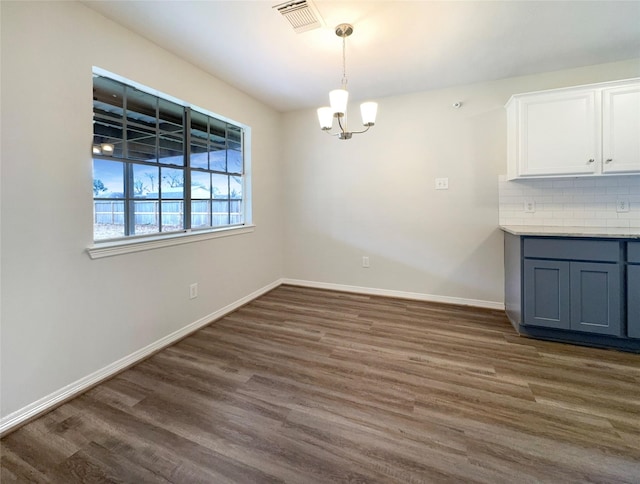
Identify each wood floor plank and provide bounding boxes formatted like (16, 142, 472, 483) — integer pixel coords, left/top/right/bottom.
(0, 442, 51, 483)
(2, 284, 639, 482)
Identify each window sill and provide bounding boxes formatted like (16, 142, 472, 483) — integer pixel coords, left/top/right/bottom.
(87, 225, 255, 259)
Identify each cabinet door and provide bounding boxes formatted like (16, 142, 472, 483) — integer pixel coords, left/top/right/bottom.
(524, 259, 570, 329)
(629, 265, 640, 339)
(570, 262, 621, 336)
(517, 90, 599, 177)
(602, 84, 640, 173)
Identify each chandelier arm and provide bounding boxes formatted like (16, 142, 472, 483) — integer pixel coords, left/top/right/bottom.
(349, 125, 372, 135)
(337, 114, 347, 135)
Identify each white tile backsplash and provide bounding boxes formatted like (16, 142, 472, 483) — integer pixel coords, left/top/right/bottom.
(498, 175, 640, 227)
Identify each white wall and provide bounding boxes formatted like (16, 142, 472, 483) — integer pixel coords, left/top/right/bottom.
(281, 59, 640, 306)
(0, 2, 283, 419)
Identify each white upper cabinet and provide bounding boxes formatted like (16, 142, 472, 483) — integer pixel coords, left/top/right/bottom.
(602, 84, 640, 174)
(506, 79, 640, 180)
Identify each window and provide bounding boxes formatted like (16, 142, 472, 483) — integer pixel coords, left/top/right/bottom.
(92, 73, 247, 242)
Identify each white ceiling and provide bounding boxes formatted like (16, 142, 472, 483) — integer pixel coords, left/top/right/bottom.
(85, 1, 640, 112)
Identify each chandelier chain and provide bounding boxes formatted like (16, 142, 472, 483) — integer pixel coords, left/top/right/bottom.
(341, 34, 348, 89)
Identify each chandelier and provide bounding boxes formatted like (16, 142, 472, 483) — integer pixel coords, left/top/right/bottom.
(317, 23, 378, 140)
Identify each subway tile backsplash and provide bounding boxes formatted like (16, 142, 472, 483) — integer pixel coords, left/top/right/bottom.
(498, 175, 640, 228)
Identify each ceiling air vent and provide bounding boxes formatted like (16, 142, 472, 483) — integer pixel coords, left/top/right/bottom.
(273, 0, 324, 33)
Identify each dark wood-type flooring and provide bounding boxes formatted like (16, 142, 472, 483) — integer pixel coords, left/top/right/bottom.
(2, 285, 640, 483)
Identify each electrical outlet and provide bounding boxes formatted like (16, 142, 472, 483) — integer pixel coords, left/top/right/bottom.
(616, 200, 630, 213)
(189, 283, 198, 299)
(524, 201, 536, 213)
(362, 256, 370, 268)
(435, 178, 449, 190)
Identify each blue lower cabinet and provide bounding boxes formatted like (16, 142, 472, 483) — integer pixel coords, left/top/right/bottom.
(570, 262, 621, 336)
(522, 238, 623, 336)
(505, 234, 640, 351)
(629, 265, 640, 339)
(523, 259, 570, 329)
(524, 259, 622, 335)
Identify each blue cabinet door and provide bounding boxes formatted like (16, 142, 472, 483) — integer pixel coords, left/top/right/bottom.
(524, 259, 570, 329)
(570, 262, 621, 336)
(629, 265, 640, 339)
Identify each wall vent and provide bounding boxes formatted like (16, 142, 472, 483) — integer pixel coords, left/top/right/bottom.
(273, 0, 324, 33)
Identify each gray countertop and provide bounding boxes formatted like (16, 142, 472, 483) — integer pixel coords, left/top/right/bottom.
(500, 225, 640, 239)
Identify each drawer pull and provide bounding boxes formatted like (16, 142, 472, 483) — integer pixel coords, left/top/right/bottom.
(605, 158, 613, 163)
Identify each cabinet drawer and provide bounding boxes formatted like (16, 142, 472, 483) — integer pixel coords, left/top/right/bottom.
(523, 238, 619, 262)
(628, 242, 640, 263)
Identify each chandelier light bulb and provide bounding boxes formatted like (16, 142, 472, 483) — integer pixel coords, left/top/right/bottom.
(317, 107, 334, 130)
(360, 102, 378, 126)
(329, 89, 349, 116)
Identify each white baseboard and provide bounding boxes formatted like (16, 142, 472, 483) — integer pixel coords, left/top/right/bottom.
(281, 278, 505, 311)
(0, 279, 281, 436)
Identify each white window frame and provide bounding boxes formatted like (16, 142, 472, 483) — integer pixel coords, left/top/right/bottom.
(88, 67, 252, 259)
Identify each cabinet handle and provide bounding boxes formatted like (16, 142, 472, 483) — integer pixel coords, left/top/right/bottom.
(587, 159, 595, 164)
(605, 158, 613, 163)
